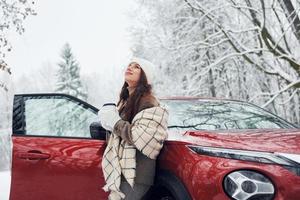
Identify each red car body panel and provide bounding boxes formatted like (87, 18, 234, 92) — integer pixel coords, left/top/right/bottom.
(11, 129, 300, 200)
(178, 129, 300, 153)
(10, 136, 108, 200)
(158, 129, 300, 200)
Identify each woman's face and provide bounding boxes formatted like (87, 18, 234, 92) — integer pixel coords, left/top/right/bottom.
(125, 62, 142, 86)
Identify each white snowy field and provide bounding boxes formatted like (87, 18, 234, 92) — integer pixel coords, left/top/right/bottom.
(0, 171, 11, 200)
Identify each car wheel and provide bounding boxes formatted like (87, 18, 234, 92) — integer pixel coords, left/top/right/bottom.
(145, 170, 192, 200)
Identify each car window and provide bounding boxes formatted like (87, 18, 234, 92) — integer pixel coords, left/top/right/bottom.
(24, 97, 98, 138)
(162, 100, 295, 131)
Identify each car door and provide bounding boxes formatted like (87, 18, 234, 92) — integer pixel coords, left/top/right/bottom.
(10, 94, 108, 200)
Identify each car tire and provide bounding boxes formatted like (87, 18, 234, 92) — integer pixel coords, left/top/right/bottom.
(144, 170, 192, 200)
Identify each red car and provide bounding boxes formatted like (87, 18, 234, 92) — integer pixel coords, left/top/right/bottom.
(10, 93, 300, 200)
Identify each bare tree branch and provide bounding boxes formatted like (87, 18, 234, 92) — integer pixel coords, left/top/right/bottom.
(262, 79, 300, 107)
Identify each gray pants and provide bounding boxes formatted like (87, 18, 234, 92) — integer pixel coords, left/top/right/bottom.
(119, 179, 151, 200)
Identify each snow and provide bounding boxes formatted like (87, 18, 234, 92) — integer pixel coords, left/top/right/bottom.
(0, 171, 11, 200)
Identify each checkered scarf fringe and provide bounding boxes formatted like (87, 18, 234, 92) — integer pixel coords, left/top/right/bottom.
(102, 106, 169, 200)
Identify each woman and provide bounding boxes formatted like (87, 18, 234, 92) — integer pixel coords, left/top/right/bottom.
(98, 57, 169, 200)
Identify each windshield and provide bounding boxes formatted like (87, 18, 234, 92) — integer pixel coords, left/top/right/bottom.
(161, 99, 295, 131)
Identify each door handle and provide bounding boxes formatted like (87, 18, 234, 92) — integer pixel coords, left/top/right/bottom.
(17, 150, 50, 160)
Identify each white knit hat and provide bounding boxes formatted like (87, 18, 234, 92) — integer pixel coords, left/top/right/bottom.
(130, 57, 155, 84)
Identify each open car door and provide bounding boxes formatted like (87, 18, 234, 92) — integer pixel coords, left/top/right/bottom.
(10, 94, 108, 200)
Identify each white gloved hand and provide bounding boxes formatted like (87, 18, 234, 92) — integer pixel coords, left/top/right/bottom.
(98, 104, 121, 132)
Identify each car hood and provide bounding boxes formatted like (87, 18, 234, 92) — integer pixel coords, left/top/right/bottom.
(167, 129, 300, 154)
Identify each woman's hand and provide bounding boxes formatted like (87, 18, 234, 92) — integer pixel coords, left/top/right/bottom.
(98, 104, 121, 132)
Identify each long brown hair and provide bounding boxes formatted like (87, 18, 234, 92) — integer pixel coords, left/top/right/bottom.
(117, 69, 152, 122)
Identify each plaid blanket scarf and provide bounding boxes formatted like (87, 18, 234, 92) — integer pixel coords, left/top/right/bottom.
(101, 106, 169, 200)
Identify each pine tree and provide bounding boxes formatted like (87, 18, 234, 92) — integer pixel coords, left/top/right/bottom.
(55, 43, 87, 100)
(53, 43, 88, 136)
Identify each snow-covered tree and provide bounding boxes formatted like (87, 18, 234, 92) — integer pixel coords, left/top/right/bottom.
(129, 0, 300, 125)
(14, 62, 56, 93)
(53, 43, 89, 136)
(0, 62, 13, 200)
(0, 0, 37, 62)
(55, 43, 87, 100)
(0, 1, 36, 199)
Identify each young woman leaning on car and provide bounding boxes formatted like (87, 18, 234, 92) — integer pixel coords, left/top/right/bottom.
(98, 57, 169, 200)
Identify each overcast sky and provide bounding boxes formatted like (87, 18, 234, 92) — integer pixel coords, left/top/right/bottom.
(6, 0, 135, 79)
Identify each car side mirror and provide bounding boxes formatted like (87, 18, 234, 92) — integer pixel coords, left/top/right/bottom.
(89, 122, 107, 140)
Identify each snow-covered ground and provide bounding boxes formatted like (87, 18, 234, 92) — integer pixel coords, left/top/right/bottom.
(0, 171, 11, 200)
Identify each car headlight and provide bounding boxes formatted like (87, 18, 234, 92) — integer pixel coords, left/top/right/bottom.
(187, 145, 300, 176)
(224, 170, 274, 200)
